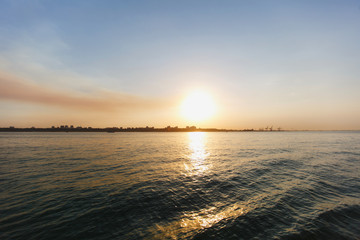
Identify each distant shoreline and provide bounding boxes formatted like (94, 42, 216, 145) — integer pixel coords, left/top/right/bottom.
(0, 126, 254, 133)
(0, 127, 358, 132)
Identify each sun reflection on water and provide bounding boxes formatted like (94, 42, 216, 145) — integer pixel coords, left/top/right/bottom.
(146, 193, 270, 239)
(147, 202, 247, 239)
(184, 132, 211, 176)
(146, 133, 254, 239)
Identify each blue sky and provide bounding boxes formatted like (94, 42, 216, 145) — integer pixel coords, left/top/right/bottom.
(1, 0, 360, 129)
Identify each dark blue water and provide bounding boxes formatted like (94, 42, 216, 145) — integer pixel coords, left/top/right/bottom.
(1, 132, 359, 239)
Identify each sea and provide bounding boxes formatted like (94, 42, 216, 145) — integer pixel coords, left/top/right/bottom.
(0, 131, 359, 240)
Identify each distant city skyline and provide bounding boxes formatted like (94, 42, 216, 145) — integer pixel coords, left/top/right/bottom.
(1, 1, 360, 130)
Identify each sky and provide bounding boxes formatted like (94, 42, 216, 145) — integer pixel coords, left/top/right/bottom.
(1, 0, 360, 130)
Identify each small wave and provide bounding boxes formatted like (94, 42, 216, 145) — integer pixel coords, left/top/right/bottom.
(146, 202, 250, 239)
(280, 204, 360, 240)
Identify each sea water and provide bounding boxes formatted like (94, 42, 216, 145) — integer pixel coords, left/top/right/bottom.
(0, 131, 359, 239)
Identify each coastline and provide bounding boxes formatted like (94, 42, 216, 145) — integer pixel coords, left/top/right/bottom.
(0, 127, 358, 133)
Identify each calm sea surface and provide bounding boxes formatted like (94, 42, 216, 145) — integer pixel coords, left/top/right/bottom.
(1, 132, 359, 239)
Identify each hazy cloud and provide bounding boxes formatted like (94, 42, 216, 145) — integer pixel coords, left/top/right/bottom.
(0, 71, 165, 112)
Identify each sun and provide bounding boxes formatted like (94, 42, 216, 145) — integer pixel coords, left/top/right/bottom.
(181, 91, 216, 123)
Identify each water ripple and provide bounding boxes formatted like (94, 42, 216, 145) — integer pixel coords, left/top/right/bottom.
(1, 132, 359, 239)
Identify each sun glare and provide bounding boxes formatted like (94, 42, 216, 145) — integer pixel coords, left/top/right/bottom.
(181, 91, 216, 122)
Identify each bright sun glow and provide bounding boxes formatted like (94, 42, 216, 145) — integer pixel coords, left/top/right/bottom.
(181, 91, 216, 122)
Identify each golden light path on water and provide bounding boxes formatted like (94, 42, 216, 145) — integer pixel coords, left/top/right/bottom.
(147, 132, 258, 239)
(184, 132, 210, 176)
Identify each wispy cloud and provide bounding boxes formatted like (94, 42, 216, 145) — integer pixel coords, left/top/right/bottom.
(0, 71, 165, 112)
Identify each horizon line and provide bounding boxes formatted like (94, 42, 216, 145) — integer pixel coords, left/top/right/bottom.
(1, 126, 359, 132)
